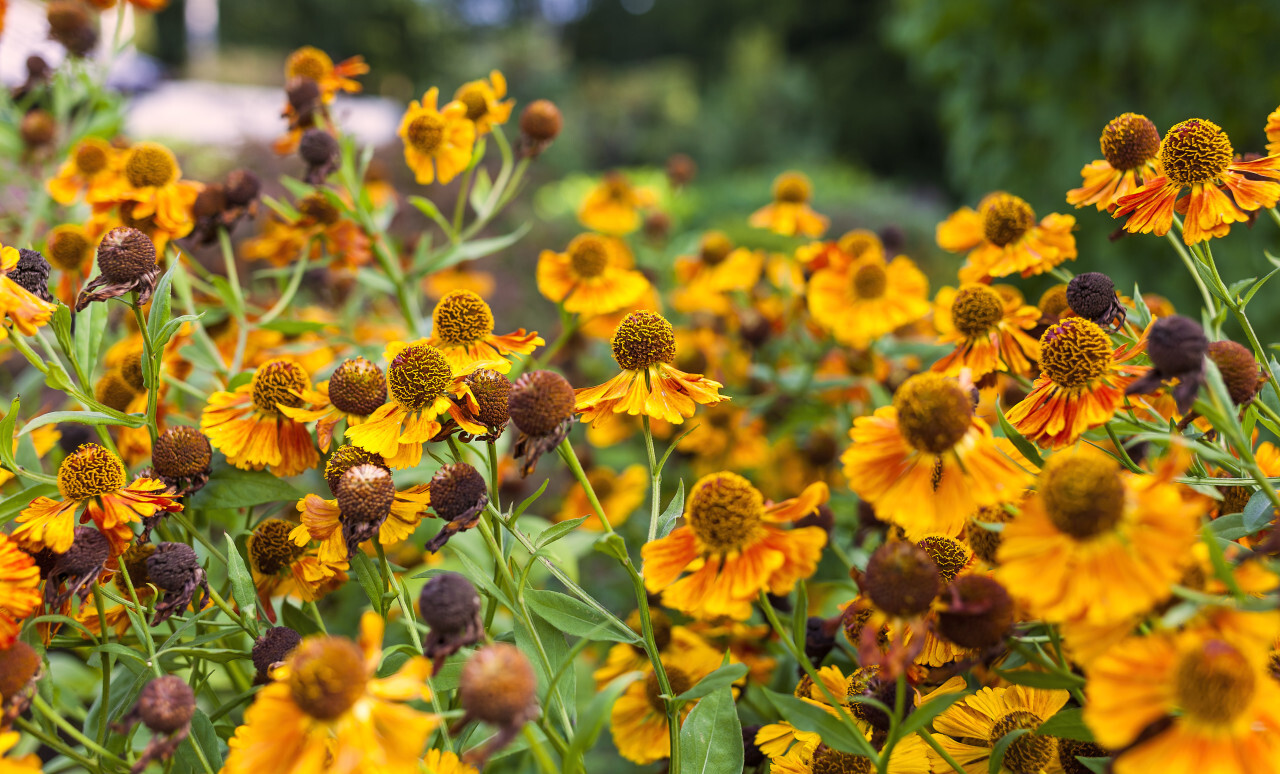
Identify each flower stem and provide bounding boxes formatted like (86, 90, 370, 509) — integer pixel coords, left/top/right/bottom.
(130, 296, 161, 446)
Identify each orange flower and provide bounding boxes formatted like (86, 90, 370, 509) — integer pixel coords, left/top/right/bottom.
(671, 232, 764, 315)
(425, 290, 541, 375)
(242, 193, 372, 272)
(643, 472, 827, 620)
(453, 70, 514, 135)
(291, 483, 431, 565)
(749, 172, 828, 237)
(1267, 105, 1280, 156)
(398, 88, 475, 186)
(574, 311, 727, 426)
(0, 244, 56, 342)
(842, 373, 1031, 539)
(1114, 118, 1280, 245)
(931, 283, 1041, 383)
(806, 249, 930, 349)
(536, 233, 649, 317)
(278, 357, 387, 454)
(936, 191, 1076, 282)
(47, 137, 121, 205)
(577, 172, 656, 235)
(285, 46, 368, 102)
(87, 141, 201, 251)
(200, 358, 323, 477)
(0, 533, 40, 647)
(1067, 113, 1162, 212)
(1006, 318, 1148, 450)
(14, 444, 181, 556)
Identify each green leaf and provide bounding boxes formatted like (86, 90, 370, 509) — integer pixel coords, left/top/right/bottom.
(278, 175, 315, 200)
(445, 543, 515, 610)
(762, 688, 878, 757)
(516, 608, 576, 725)
(469, 166, 494, 215)
(564, 672, 640, 773)
(533, 516, 588, 549)
(513, 478, 549, 520)
(189, 462, 304, 510)
(408, 196, 455, 238)
(258, 320, 331, 335)
(1075, 756, 1111, 773)
(989, 727, 1030, 774)
(224, 532, 258, 634)
(995, 402, 1044, 468)
(209, 275, 245, 318)
(430, 222, 531, 272)
(173, 710, 224, 773)
(1208, 511, 1250, 540)
(1035, 707, 1095, 742)
(994, 669, 1084, 689)
(1241, 490, 1275, 533)
(594, 532, 630, 562)
(1129, 283, 1152, 330)
(20, 410, 146, 433)
(656, 479, 686, 538)
(898, 689, 969, 737)
(1241, 266, 1280, 309)
(675, 661, 748, 702)
(74, 300, 109, 377)
(678, 683, 743, 774)
(350, 552, 385, 615)
(50, 303, 74, 356)
(0, 397, 19, 472)
(280, 600, 322, 637)
(525, 589, 639, 643)
(147, 260, 178, 347)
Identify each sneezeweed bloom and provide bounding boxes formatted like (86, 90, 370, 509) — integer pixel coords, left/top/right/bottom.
(577, 171, 656, 235)
(221, 612, 435, 774)
(344, 341, 486, 469)
(806, 245, 930, 349)
(749, 171, 829, 237)
(1085, 622, 1280, 774)
(278, 356, 387, 453)
(671, 232, 765, 315)
(936, 191, 1077, 282)
(1006, 317, 1148, 450)
(996, 446, 1200, 625)
(1115, 118, 1280, 244)
(248, 518, 347, 615)
(424, 463, 488, 552)
(47, 137, 119, 204)
(201, 358, 323, 477)
(453, 71, 514, 135)
(842, 373, 1031, 539)
(773, 740, 932, 774)
(89, 141, 200, 249)
(252, 626, 303, 684)
(931, 283, 1041, 384)
(425, 290, 542, 375)
(399, 87, 475, 185)
(1066, 271, 1126, 330)
(455, 644, 539, 766)
(417, 572, 483, 674)
(0, 242, 56, 341)
(75, 226, 160, 311)
(0, 730, 41, 772)
(575, 311, 727, 426)
(293, 454, 431, 563)
(536, 233, 649, 316)
(149, 425, 213, 497)
(285, 46, 368, 104)
(456, 368, 510, 441)
(1067, 113, 1162, 212)
(423, 749, 478, 774)
(242, 193, 372, 273)
(508, 370, 576, 476)
(610, 647, 726, 765)
(44, 223, 94, 300)
(0, 534, 40, 647)
(556, 463, 647, 530)
(15, 443, 181, 555)
(928, 685, 1071, 774)
(642, 471, 828, 620)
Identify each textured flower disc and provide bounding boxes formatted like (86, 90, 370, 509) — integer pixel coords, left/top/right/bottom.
(287, 637, 368, 720)
(328, 357, 387, 416)
(1039, 450, 1125, 540)
(684, 471, 764, 553)
(1100, 112, 1161, 171)
(892, 373, 973, 454)
(981, 193, 1036, 247)
(123, 142, 178, 188)
(387, 344, 452, 411)
(432, 290, 495, 345)
(568, 234, 611, 278)
(1159, 118, 1233, 187)
(58, 443, 126, 500)
(1039, 318, 1111, 388)
(951, 284, 1005, 337)
(247, 519, 305, 576)
(335, 464, 396, 524)
(251, 359, 310, 414)
(152, 426, 213, 479)
(324, 445, 389, 494)
(611, 310, 676, 371)
(428, 463, 487, 521)
(97, 226, 158, 283)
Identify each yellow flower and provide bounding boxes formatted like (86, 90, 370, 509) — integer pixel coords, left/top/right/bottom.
(222, 612, 437, 774)
(556, 463, 647, 530)
(1267, 105, 1280, 156)
(453, 70, 514, 135)
(574, 311, 727, 426)
(772, 737, 931, 774)
(423, 748, 478, 774)
(936, 191, 1076, 282)
(749, 172, 828, 237)
(0, 729, 42, 772)
(46, 137, 120, 205)
(806, 249, 930, 349)
(0, 533, 40, 648)
(425, 290, 542, 375)
(577, 171, 656, 235)
(87, 141, 201, 250)
(242, 194, 372, 272)
(929, 685, 1070, 774)
(246, 518, 347, 616)
(996, 446, 1201, 626)
(671, 232, 764, 315)
(1067, 113, 1162, 212)
(201, 358, 324, 477)
(398, 88, 476, 185)
(285, 46, 368, 102)
(536, 233, 649, 317)
(609, 646, 728, 764)
(842, 373, 1031, 539)
(642, 472, 827, 620)
(931, 283, 1041, 384)
(0, 244, 57, 343)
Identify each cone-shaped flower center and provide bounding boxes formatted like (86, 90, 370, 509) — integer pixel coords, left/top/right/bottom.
(1174, 640, 1256, 727)
(685, 471, 764, 553)
(58, 443, 126, 500)
(611, 311, 676, 371)
(988, 710, 1053, 774)
(982, 193, 1035, 247)
(952, 284, 1005, 337)
(406, 113, 445, 154)
(1039, 449, 1125, 540)
(432, 290, 495, 345)
(248, 519, 304, 576)
(252, 359, 310, 414)
(1101, 113, 1161, 171)
(569, 234, 610, 278)
(893, 373, 972, 454)
(124, 143, 178, 188)
(1160, 119, 1233, 187)
(1039, 318, 1111, 388)
(387, 344, 452, 411)
(287, 637, 367, 720)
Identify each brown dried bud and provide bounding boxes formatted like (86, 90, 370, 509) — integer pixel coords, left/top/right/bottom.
(862, 542, 941, 618)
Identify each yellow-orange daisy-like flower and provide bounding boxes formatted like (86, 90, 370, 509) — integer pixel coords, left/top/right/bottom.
(931, 283, 1041, 383)
(1006, 318, 1148, 450)
(671, 232, 764, 315)
(592, 617, 721, 688)
(1067, 113, 1162, 212)
(577, 171, 656, 235)
(278, 357, 387, 454)
(1267, 105, 1280, 156)
(642, 472, 828, 620)
(221, 611, 437, 774)
(247, 518, 348, 617)
(0, 533, 40, 647)
(291, 464, 431, 565)
(453, 70, 514, 135)
(0, 244, 57, 343)
(536, 233, 649, 317)
(425, 290, 542, 375)
(555, 463, 647, 531)
(13, 443, 181, 556)
(285, 46, 368, 103)
(398, 88, 475, 186)
(749, 172, 828, 237)
(937, 191, 1077, 282)
(88, 141, 200, 248)
(806, 248, 930, 349)
(424, 262, 495, 301)
(928, 685, 1070, 774)
(996, 446, 1201, 626)
(773, 738, 931, 774)
(46, 137, 121, 205)
(842, 373, 1032, 539)
(344, 342, 487, 469)
(609, 645, 728, 764)
(200, 358, 324, 478)
(422, 748, 478, 774)
(0, 729, 42, 772)
(242, 194, 372, 272)
(1114, 118, 1280, 245)
(1085, 613, 1280, 774)
(575, 311, 727, 426)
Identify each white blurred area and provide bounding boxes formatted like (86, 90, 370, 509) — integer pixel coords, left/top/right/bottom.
(0, 0, 400, 147)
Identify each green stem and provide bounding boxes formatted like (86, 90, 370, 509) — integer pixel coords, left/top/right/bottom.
(1165, 229, 1216, 322)
(452, 162, 477, 236)
(130, 298, 160, 447)
(254, 248, 312, 326)
(642, 414, 661, 543)
(919, 730, 967, 774)
(31, 694, 128, 767)
(522, 725, 560, 774)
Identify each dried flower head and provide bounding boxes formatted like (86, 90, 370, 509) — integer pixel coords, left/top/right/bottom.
(76, 227, 160, 311)
(150, 426, 213, 496)
(935, 575, 1015, 649)
(518, 99, 562, 157)
(456, 644, 539, 766)
(251, 626, 302, 684)
(146, 542, 210, 625)
(1207, 340, 1264, 406)
(335, 464, 396, 557)
(418, 572, 484, 673)
(1125, 314, 1207, 412)
(11, 249, 54, 303)
(113, 675, 196, 773)
(43, 526, 110, 609)
(862, 541, 941, 618)
(509, 370, 576, 476)
(425, 463, 489, 552)
(1066, 271, 1126, 329)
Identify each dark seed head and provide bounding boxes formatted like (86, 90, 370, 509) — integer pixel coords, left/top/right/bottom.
(428, 463, 487, 521)
(508, 370, 575, 437)
(1207, 340, 1263, 405)
(12, 249, 53, 302)
(59, 527, 110, 575)
(145, 543, 200, 593)
(252, 626, 302, 681)
(96, 227, 157, 284)
(137, 675, 196, 734)
(935, 575, 1015, 649)
(151, 426, 213, 479)
(862, 542, 941, 618)
(335, 464, 396, 524)
(1146, 315, 1207, 376)
(1066, 272, 1118, 322)
(418, 572, 481, 632)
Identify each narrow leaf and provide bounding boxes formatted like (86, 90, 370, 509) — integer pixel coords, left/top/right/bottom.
(525, 589, 638, 643)
(763, 688, 878, 757)
(224, 533, 258, 632)
(675, 662, 747, 703)
(656, 479, 686, 538)
(678, 684, 743, 774)
(1035, 707, 1095, 742)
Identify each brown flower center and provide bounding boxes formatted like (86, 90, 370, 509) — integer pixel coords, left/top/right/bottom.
(252, 359, 310, 414)
(123, 143, 178, 188)
(1039, 449, 1125, 540)
(852, 263, 888, 300)
(387, 344, 452, 411)
(1100, 113, 1161, 171)
(248, 519, 304, 576)
(981, 193, 1036, 247)
(810, 745, 874, 774)
(684, 472, 763, 553)
(774, 172, 811, 204)
(1039, 318, 1111, 388)
(455, 84, 488, 122)
(1173, 640, 1256, 727)
(893, 373, 972, 454)
(951, 284, 1005, 337)
(611, 311, 676, 371)
(287, 637, 367, 720)
(406, 113, 446, 154)
(285, 47, 331, 83)
(1160, 119, 1233, 187)
(917, 535, 970, 583)
(432, 290, 495, 345)
(988, 710, 1053, 774)
(58, 443, 126, 500)
(568, 234, 611, 278)
(328, 357, 387, 417)
(74, 141, 109, 175)
(644, 666, 692, 713)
